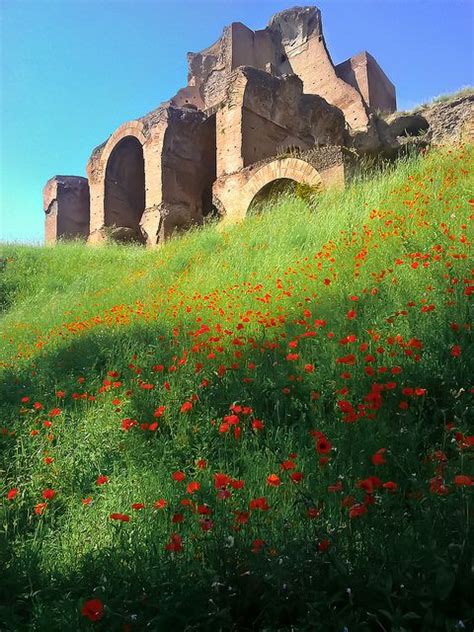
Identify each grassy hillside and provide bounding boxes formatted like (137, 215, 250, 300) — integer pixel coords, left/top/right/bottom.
(1, 145, 473, 631)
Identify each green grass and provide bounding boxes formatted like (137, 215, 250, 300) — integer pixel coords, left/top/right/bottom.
(1, 145, 473, 631)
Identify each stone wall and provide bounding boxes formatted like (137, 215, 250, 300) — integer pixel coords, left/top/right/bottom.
(158, 108, 216, 241)
(43, 176, 89, 244)
(216, 66, 346, 177)
(44, 5, 401, 245)
(335, 52, 396, 113)
(186, 5, 394, 133)
(266, 7, 371, 131)
(85, 105, 217, 246)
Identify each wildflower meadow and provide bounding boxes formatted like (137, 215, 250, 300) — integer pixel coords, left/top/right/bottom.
(0, 146, 473, 631)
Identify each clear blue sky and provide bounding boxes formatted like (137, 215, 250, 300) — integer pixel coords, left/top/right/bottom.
(1, 0, 473, 243)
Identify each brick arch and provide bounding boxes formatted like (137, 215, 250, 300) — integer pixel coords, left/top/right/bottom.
(242, 157, 322, 217)
(88, 121, 159, 242)
(104, 135, 145, 236)
(100, 122, 147, 169)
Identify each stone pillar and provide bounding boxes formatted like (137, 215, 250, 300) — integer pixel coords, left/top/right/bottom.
(268, 6, 370, 132)
(335, 52, 396, 114)
(43, 176, 90, 244)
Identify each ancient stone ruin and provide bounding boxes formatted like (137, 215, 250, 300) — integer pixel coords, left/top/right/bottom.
(45, 5, 404, 245)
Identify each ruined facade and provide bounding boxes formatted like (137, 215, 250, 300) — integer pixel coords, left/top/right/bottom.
(44, 5, 399, 245)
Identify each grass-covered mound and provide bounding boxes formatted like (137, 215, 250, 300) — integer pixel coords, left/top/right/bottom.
(1, 146, 473, 631)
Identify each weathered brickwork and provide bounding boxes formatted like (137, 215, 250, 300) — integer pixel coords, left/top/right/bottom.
(43, 5, 402, 245)
(43, 176, 89, 244)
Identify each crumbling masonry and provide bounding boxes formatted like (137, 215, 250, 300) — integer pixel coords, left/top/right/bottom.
(44, 5, 405, 245)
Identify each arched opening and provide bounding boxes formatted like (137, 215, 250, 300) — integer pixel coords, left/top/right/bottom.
(105, 136, 145, 242)
(388, 114, 429, 138)
(200, 113, 218, 221)
(247, 178, 298, 215)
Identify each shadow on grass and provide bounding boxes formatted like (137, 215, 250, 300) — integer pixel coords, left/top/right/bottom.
(1, 323, 473, 631)
(2, 518, 472, 632)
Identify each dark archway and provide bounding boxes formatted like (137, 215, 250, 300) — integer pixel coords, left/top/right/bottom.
(247, 178, 298, 215)
(105, 136, 145, 240)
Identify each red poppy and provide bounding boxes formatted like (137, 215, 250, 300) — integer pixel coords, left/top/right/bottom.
(336, 354, 356, 365)
(290, 472, 304, 483)
(131, 503, 145, 510)
(249, 497, 270, 511)
(121, 418, 137, 431)
(234, 510, 250, 525)
(454, 475, 473, 487)
(81, 598, 104, 622)
(165, 533, 183, 552)
(318, 539, 330, 552)
(109, 513, 130, 522)
(266, 474, 281, 486)
(42, 488, 55, 500)
(316, 435, 332, 454)
(34, 502, 47, 515)
(349, 503, 368, 518)
(7, 488, 18, 500)
(154, 499, 167, 510)
(200, 518, 214, 531)
(172, 471, 186, 482)
(214, 473, 231, 488)
(429, 476, 449, 495)
(222, 414, 239, 426)
(139, 382, 154, 390)
(356, 477, 382, 494)
(371, 448, 387, 466)
(96, 475, 109, 486)
(186, 481, 200, 494)
(251, 539, 265, 553)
